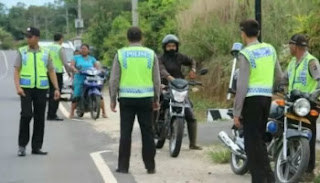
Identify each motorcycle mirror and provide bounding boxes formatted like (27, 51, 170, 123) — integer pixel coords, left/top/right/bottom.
(230, 42, 243, 57)
(302, 93, 310, 99)
(290, 89, 301, 98)
(199, 68, 208, 75)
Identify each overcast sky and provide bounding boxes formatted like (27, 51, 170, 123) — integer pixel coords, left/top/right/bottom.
(0, 0, 56, 8)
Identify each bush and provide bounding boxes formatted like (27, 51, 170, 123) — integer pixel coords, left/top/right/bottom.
(177, 0, 317, 106)
(293, 10, 320, 59)
(0, 28, 14, 49)
(102, 12, 131, 66)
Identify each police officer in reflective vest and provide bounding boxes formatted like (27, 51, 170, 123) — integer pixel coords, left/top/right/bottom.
(282, 34, 320, 175)
(14, 27, 60, 156)
(47, 33, 70, 121)
(109, 27, 160, 174)
(233, 20, 282, 183)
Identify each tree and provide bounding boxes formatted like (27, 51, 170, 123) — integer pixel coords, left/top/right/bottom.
(0, 28, 14, 49)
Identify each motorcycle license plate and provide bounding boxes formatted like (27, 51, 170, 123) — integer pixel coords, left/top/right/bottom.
(86, 76, 99, 81)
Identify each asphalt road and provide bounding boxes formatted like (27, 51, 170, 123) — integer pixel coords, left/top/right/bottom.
(0, 50, 136, 183)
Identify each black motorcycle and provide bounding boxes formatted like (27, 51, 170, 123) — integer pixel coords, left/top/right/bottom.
(154, 69, 208, 157)
(219, 89, 320, 183)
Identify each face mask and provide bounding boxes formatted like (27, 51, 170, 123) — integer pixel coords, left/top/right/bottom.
(166, 50, 176, 56)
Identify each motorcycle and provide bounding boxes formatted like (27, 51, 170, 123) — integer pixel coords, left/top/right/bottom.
(153, 69, 208, 157)
(219, 89, 320, 183)
(76, 67, 105, 120)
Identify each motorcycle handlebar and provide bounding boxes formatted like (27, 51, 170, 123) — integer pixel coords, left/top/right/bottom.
(188, 81, 203, 86)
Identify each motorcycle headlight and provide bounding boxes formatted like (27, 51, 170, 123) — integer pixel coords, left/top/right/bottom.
(293, 98, 310, 117)
(172, 90, 188, 102)
(87, 70, 94, 75)
(93, 69, 99, 75)
(97, 80, 103, 85)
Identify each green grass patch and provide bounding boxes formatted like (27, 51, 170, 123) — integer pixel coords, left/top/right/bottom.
(189, 93, 229, 122)
(208, 147, 231, 164)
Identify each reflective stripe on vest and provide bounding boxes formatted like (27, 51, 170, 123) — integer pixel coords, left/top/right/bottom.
(19, 46, 49, 89)
(118, 46, 154, 98)
(240, 43, 276, 97)
(288, 52, 318, 93)
(48, 44, 63, 73)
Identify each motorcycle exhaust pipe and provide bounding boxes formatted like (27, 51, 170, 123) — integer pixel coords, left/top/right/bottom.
(218, 131, 246, 159)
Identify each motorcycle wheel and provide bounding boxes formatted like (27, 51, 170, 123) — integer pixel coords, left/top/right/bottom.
(154, 109, 168, 149)
(89, 95, 101, 120)
(230, 153, 248, 175)
(76, 110, 84, 117)
(169, 117, 184, 157)
(275, 137, 310, 183)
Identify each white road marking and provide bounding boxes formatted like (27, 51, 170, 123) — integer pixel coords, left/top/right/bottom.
(0, 51, 9, 80)
(90, 150, 118, 183)
(59, 104, 117, 183)
(59, 103, 70, 118)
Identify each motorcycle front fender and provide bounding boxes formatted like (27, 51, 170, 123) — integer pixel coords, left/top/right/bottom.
(88, 88, 101, 96)
(286, 128, 309, 139)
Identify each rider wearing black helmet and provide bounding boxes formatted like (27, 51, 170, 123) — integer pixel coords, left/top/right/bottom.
(159, 34, 202, 150)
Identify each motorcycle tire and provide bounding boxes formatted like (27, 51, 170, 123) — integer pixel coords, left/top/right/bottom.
(76, 110, 84, 117)
(89, 95, 101, 120)
(169, 117, 184, 158)
(275, 137, 310, 183)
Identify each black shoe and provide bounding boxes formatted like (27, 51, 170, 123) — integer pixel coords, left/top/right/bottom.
(116, 169, 129, 174)
(18, 147, 26, 157)
(47, 116, 64, 121)
(32, 149, 48, 155)
(147, 169, 156, 174)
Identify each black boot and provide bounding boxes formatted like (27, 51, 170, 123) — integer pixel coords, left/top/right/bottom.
(187, 122, 202, 150)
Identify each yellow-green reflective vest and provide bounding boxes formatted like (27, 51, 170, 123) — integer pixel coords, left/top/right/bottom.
(240, 42, 277, 97)
(48, 43, 63, 73)
(118, 46, 155, 98)
(19, 46, 50, 89)
(288, 52, 318, 93)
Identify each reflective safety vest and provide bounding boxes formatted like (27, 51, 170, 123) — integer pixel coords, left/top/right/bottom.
(240, 42, 277, 97)
(118, 46, 155, 98)
(48, 43, 63, 73)
(288, 52, 318, 93)
(19, 46, 50, 89)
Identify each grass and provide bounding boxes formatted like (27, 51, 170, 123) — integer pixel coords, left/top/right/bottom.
(189, 92, 231, 122)
(208, 146, 231, 164)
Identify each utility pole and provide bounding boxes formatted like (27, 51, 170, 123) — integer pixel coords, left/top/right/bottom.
(74, 0, 83, 48)
(45, 16, 48, 40)
(132, 0, 138, 26)
(78, 0, 82, 36)
(66, 8, 70, 35)
(78, 0, 82, 20)
(255, 0, 262, 41)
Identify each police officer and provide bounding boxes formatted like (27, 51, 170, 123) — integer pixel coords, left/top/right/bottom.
(282, 34, 320, 175)
(159, 34, 202, 150)
(14, 27, 60, 156)
(109, 27, 160, 174)
(233, 20, 282, 183)
(47, 33, 70, 121)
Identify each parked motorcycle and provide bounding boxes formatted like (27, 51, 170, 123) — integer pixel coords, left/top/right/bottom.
(219, 89, 320, 183)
